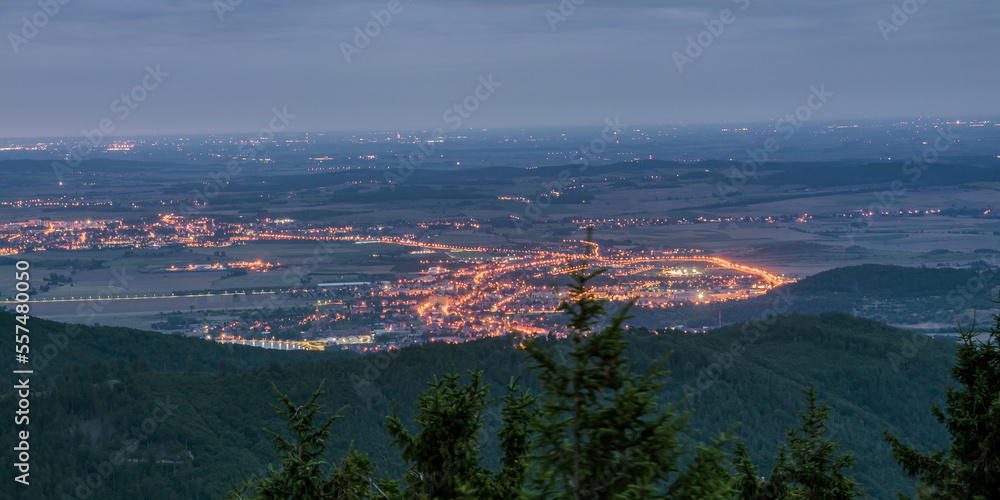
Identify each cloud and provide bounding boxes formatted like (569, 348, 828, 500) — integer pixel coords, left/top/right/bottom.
(0, 0, 996, 137)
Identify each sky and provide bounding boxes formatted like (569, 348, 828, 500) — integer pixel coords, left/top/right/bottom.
(1, 0, 998, 138)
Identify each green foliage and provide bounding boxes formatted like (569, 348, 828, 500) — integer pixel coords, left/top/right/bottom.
(783, 265, 984, 299)
(384, 368, 534, 500)
(734, 440, 769, 500)
(495, 378, 536, 498)
(0, 308, 956, 499)
(226, 381, 392, 500)
(734, 388, 864, 500)
(885, 297, 1000, 499)
(772, 386, 864, 499)
(630, 264, 997, 328)
(522, 232, 734, 499)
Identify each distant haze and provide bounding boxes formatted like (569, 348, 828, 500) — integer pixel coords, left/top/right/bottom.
(1, 0, 997, 138)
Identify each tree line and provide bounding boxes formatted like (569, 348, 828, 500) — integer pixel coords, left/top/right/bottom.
(227, 242, 1000, 499)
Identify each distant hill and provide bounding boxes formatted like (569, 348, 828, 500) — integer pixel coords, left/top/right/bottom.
(0, 158, 211, 188)
(631, 264, 999, 329)
(0, 311, 956, 499)
(6, 157, 999, 199)
(781, 264, 989, 298)
(758, 161, 1000, 188)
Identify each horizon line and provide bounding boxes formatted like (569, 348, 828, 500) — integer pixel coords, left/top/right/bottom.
(1, 115, 997, 142)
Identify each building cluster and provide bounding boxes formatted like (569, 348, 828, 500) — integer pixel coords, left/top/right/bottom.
(2, 212, 790, 351)
(228, 243, 785, 349)
(572, 208, 973, 231)
(0, 196, 113, 209)
(173, 242, 788, 352)
(0, 214, 356, 254)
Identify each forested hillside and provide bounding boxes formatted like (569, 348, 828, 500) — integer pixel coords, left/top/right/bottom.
(631, 263, 999, 329)
(0, 310, 957, 499)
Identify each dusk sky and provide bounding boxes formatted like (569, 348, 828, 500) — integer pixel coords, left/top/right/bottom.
(2, 0, 997, 138)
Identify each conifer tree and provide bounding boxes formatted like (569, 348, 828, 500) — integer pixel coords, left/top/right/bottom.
(734, 440, 776, 500)
(522, 231, 734, 500)
(773, 386, 864, 499)
(732, 388, 863, 500)
(384, 367, 535, 500)
(885, 300, 1000, 499)
(495, 377, 537, 497)
(225, 381, 393, 500)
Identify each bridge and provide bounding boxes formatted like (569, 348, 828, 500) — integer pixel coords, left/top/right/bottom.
(216, 339, 325, 351)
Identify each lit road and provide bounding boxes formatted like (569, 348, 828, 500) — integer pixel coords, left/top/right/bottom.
(0, 290, 289, 304)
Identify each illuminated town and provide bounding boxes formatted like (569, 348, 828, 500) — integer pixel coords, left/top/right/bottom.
(1, 120, 994, 352)
(0, 207, 962, 257)
(1, 212, 792, 351)
(395, 242, 786, 343)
